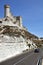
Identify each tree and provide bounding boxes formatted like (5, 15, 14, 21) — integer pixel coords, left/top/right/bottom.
(27, 43, 31, 49)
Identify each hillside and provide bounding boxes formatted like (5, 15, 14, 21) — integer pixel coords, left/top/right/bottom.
(0, 5, 37, 62)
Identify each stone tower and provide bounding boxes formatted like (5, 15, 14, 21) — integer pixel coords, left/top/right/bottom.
(4, 5, 10, 17)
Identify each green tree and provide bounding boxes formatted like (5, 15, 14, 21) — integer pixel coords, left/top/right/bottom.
(27, 44, 31, 49)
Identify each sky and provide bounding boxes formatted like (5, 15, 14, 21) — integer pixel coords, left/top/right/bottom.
(0, 0, 43, 37)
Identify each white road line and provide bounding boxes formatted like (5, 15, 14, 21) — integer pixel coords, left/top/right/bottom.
(13, 52, 34, 65)
(37, 57, 41, 65)
(37, 59, 40, 65)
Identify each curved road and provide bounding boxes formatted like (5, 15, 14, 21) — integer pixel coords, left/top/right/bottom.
(0, 48, 43, 65)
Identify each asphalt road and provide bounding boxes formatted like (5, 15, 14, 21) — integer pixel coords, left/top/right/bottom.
(0, 48, 43, 65)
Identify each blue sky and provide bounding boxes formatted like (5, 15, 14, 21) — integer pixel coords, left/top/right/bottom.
(0, 0, 43, 37)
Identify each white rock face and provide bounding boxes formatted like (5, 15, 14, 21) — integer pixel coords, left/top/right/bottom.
(0, 43, 28, 62)
(0, 35, 29, 62)
(0, 34, 37, 62)
(0, 35, 25, 43)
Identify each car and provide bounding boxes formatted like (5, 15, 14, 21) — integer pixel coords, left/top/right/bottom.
(34, 48, 39, 53)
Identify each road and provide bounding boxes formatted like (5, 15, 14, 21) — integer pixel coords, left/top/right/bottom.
(0, 48, 43, 65)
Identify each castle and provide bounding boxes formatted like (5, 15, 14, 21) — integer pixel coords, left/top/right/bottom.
(0, 5, 27, 30)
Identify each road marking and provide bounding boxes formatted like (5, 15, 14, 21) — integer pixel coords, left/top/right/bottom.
(37, 58, 41, 65)
(13, 52, 34, 65)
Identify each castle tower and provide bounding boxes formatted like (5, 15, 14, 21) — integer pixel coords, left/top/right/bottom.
(4, 5, 10, 17)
